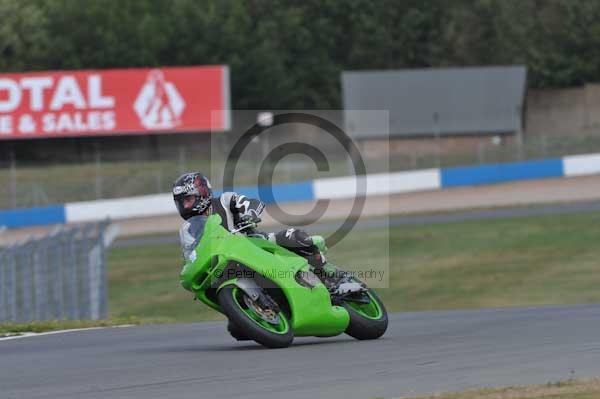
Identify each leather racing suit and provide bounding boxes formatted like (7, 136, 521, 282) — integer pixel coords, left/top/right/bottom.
(179, 192, 325, 269)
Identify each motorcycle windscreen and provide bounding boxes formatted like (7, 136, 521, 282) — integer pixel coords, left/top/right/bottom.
(179, 215, 208, 262)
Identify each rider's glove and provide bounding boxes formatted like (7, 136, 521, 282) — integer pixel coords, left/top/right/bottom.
(236, 213, 261, 230)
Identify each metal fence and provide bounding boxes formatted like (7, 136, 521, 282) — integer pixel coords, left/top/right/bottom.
(0, 221, 116, 323)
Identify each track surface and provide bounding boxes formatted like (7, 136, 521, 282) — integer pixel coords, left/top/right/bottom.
(2, 304, 600, 399)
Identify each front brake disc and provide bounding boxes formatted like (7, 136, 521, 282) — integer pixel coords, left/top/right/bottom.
(243, 294, 281, 325)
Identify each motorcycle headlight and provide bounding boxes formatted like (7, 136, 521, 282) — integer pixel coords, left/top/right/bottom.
(295, 270, 320, 288)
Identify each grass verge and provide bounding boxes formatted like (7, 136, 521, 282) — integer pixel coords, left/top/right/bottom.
(403, 378, 600, 399)
(0, 317, 139, 334)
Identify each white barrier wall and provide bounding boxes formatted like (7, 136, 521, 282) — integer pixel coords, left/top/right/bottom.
(313, 169, 441, 200)
(65, 194, 174, 223)
(563, 154, 600, 177)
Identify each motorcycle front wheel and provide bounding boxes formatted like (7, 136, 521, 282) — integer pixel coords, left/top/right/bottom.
(218, 285, 294, 348)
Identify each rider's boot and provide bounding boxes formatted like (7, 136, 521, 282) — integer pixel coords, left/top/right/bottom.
(311, 235, 367, 295)
(310, 257, 364, 295)
(274, 230, 361, 294)
(307, 235, 360, 294)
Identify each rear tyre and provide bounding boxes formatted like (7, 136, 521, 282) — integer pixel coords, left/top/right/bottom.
(342, 290, 388, 340)
(218, 285, 294, 348)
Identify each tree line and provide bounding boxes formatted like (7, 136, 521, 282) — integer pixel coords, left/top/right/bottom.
(1, 0, 599, 109)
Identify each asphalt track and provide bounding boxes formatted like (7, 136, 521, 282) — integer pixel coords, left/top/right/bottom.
(2, 304, 600, 399)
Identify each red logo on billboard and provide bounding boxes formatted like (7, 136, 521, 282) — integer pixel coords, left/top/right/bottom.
(134, 70, 186, 130)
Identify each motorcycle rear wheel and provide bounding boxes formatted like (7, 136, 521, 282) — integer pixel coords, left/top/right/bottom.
(342, 289, 388, 340)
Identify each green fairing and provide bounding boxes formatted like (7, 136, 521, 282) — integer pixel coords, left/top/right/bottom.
(180, 214, 350, 337)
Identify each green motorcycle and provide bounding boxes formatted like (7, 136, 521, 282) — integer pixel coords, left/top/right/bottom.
(180, 214, 388, 348)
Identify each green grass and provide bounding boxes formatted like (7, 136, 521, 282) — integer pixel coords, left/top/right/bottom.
(107, 210, 600, 323)
(107, 243, 218, 323)
(0, 318, 139, 335)
(403, 378, 600, 399)
(378, 211, 600, 311)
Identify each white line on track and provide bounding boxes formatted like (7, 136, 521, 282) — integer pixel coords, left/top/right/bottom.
(0, 325, 134, 342)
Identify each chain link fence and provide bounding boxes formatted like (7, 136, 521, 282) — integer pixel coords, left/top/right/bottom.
(0, 221, 117, 323)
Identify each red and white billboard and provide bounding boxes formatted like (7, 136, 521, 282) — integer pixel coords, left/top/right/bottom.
(0, 66, 230, 139)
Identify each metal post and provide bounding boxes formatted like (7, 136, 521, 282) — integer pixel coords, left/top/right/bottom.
(178, 146, 186, 175)
(98, 223, 108, 319)
(9, 148, 17, 209)
(33, 240, 48, 320)
(80, 228, 86, 320)
(541, 134, 548, 157)
(79, 226, 92, 319)
(515, 105, 524, 161)
(88, 226, 96, 320)
(7, 248, 17, 321)
(67, 231, 79, 319)
(477, 142, 485, 164)
(433, 112, 441, 168)
(88, 243, 101, 321)
(261, 133, 269, 165)
(156, 169, 163, 193)
(53, 235, 65, 320)
(20, 243, 34, 322)
(0, 249, 6, 322)
(517, 139, 524, 161)
(95, 143, 102, 199)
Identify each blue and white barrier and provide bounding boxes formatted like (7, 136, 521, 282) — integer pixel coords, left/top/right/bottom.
(3, 152, 600, 229)
(313, 169, 440, 199)
(62, 181, 318, 224)
(440, 158, 564, 187)
(0, 205, 66, 229)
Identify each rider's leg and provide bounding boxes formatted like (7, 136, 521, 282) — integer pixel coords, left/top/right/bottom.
(273, 228, 346, 290)
(273, 228, 324, 265)
(248, 228, 328, 271)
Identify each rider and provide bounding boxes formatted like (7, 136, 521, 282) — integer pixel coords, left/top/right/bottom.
(172, 172, 344, 291)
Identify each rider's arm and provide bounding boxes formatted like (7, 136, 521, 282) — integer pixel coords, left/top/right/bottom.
(229, 193, 266, 221)
(217, 192, 265, 231)
(222, 192, 275, 241)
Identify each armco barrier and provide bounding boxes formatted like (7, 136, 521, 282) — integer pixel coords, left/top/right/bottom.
(3, 152, 600, 229)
